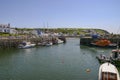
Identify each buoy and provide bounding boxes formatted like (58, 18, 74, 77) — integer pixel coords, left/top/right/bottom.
(86, 69, 91, 73)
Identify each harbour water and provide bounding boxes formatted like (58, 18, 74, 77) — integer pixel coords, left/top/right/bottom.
(0, 38, 117, 80)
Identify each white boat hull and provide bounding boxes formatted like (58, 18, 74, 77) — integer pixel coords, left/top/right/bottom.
(98, 62, 120, 80)
(18, 41, 36, 49)
(46, 42, 53, 46)
(57, 39, 63, 44)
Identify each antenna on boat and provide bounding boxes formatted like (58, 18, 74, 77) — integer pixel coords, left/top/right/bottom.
(116, 26, 120, 55)
(43, 22, 45, 32)
(116, 26, 120, 50)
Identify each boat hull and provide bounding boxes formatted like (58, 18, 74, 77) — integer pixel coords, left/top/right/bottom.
(18, 43, 36, 49)
(98, 62, 120, 80)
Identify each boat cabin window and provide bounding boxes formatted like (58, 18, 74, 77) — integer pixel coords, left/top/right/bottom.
(102, 72, 117, 80)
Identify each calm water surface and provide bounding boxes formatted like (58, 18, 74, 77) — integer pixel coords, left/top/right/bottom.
(0, 38, 116, 80)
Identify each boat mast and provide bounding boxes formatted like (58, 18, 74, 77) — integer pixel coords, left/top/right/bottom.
(116, 26, 120, 53)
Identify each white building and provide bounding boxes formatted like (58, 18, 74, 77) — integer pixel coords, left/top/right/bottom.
(31, 29, 44, 37)
(0, 23, 17, 34)
(10, 28, 18, 34)
(0, 23, 10, 33)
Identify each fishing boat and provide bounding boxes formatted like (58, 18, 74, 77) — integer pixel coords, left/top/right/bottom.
(96, 49, 120, 66)
(96, 54, 110, 63)
(110, 49, 120, 66)
(18, 41, 36, 49)
(98, 62, 120, 80)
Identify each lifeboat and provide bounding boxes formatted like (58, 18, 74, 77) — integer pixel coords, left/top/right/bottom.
(91, 39, 117, 48)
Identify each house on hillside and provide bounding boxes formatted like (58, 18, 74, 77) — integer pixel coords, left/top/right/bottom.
(0, 23, 17, 34)
(31, 29, 44, 37)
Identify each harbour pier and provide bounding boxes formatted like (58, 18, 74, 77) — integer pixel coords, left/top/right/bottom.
(0, 36, 66, 48)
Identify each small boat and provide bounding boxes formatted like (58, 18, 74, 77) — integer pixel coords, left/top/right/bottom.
(110, 49, 120, 66)
(97, 48, 120, 66)
(96, 54, 110, 63)
(57, 39, 63, 44)
(110, 49, 120, 59)
(98, 62, 120, 80)
(18, 41, 36, 49)
(45, 42, 53, 46)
